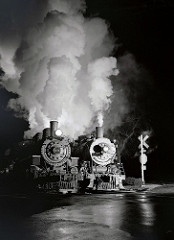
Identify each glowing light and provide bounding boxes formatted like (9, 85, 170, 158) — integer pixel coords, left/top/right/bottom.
(103, 146, 109, 152)
(55, 129, 62, 136)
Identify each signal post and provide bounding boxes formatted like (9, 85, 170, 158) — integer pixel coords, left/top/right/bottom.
(138, 134, 149, 185)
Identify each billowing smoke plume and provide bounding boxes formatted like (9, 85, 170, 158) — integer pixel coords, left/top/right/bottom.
(97, 112, 104, 127)
(0, 0, 125, 138)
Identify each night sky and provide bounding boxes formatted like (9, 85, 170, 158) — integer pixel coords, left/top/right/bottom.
(1, 0, 174, 181)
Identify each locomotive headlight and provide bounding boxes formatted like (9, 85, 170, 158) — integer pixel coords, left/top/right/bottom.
(55, 129, 62, 136)
(103, 146, 109, 152)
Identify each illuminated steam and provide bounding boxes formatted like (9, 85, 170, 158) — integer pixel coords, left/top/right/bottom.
(97, 112, 104, 127)
(0, 0, 124, 138)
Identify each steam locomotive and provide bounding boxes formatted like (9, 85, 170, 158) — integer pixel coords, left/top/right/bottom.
(72, 126, 125, 192)
(1, 121, 125, 194)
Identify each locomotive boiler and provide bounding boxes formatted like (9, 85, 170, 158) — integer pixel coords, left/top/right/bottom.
(72, 126, 125, 192)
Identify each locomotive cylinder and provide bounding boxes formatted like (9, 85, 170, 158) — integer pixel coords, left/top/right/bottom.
(96, 127, 103, 138)
(50, 120, 58, 137)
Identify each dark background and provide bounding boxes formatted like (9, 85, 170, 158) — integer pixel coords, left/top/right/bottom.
(85, 0, 174, 181)
(1, 0, 174, 181)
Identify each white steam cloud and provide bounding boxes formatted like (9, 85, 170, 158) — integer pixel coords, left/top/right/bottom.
(97, 112, 104, 128)
(0, 0, 124, 138)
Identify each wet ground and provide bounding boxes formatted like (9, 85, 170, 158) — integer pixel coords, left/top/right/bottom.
(1, 192, 174, 240)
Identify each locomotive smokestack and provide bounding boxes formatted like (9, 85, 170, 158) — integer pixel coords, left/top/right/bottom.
(96, 127, 103, 138)
(50, 120, 58, 137)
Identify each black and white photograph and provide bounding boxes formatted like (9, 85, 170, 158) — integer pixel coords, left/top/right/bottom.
(0, 0, 174, 239)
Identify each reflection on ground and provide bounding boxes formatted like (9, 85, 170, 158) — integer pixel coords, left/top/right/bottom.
(1, 193, 174, 240)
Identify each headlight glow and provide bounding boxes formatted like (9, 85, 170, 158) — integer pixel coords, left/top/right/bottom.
(55, 129, 62, 136)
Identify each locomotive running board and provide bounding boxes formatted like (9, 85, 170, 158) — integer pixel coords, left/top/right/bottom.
(85, 188, 136, 194)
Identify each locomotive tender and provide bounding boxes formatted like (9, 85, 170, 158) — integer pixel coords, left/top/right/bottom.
(2, 121, 125, 194)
